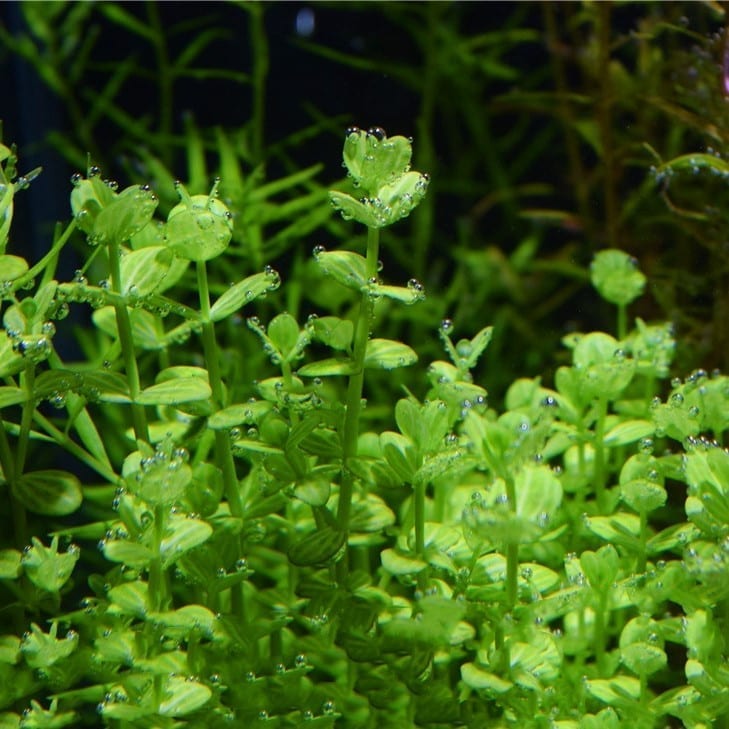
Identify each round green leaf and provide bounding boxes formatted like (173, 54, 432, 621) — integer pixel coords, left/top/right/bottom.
(590, 249, 646, 306)
(15, 470, 82, 516)
(288, 526, 346, 567)
(0, 255, 28, 281)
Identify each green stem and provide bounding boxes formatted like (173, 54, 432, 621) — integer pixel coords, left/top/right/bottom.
(15, 364, 35, 479)
(0, 413, 26, 548)
(414, 479, 428, 591)
(637, 509, 648, 574)
(196, 262, 244, 617)
(617, 303, 627, 341)
(32, 410, 119, 485)
(504, 472, 518, 611)
(148, 504, 168, 612)
(108, 239, 149, 443)
(594, 594, 607, 676)
(16, 219, 76, 292)
(337, 227, 379, 575)
(593, 396, 608, 511)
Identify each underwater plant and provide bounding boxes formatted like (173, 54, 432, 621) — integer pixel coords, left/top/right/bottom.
(2, 2, 729, 728)
(0, 117, 729, 727)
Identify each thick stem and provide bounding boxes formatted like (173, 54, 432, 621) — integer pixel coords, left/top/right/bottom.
(148, 503, 168, 612)
(108, 239, 149, 443)
(337, 227, 379, 569)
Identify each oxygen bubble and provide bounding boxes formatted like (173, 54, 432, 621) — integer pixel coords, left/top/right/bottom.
(294, 653, 307, 667)
(88, 165, 101, 177)
(312, 244, 326, 258)
(441, 318, 454, 335)
(638, 437, 654, 454)
(407, 278, 424, 294)
(322, 700, 336, 715)
(368, 127, 386, 140)
(670, 392, 684, 407)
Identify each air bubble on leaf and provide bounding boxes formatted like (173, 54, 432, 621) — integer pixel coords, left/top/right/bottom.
(441, 318, 454, 335)
(258, 710, 269, 720)
(73, 270, 88, 285)
(70, 172, 83, 186)
(638, 437, 654, 454)
(688, 405, 700, 418)
(312, 245, 326, 259)
(322, 700, 336, 715)
(670, 392, 684, 407)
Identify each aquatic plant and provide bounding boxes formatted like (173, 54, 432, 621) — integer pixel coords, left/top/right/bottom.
(2, 2, 729, 727)
(0, 117, 728, 728)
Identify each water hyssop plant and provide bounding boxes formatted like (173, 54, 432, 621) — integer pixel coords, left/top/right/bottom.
(1, 120, 729, 729)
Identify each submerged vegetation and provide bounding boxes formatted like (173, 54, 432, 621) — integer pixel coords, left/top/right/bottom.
(1, 2, 729, 727)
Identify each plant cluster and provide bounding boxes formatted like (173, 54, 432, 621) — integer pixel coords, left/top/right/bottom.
(0, 119, 728, 729)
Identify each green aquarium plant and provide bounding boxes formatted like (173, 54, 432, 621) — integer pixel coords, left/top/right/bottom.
(0, 117, 729, 729)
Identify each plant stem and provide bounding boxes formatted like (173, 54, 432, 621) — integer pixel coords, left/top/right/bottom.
(337, 226, 379, 576)
(196, 262, 242, 517)
(32, 410, 119, 485)
(414, 478, 428, 590)
(15, 364, 35, 480)
(108, 239, 149, 443)
(594, 594, 607, 676)
(504, 473, 518, 611)
(637, 509, 648, 574)
(593, 396, 608, 511)
(617, 303, 627, 341)
(196, 261, 244, 617)
(148, 503, 168, 612)
(16, 219, 76, 292)
(0, 412, 27, 548)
